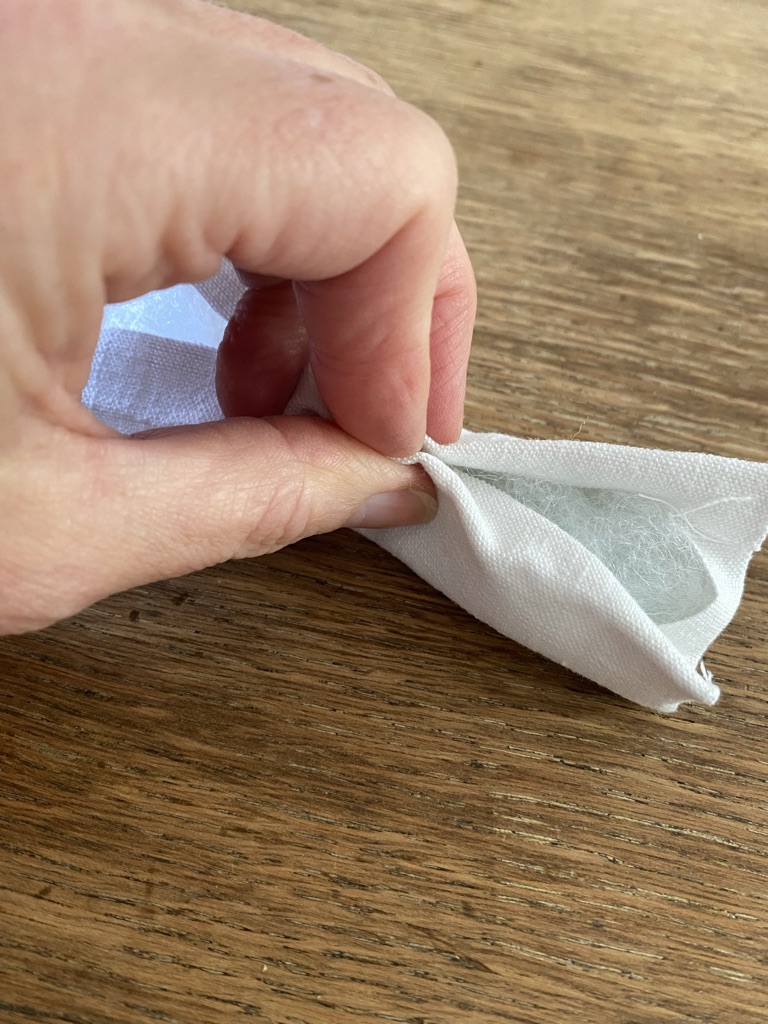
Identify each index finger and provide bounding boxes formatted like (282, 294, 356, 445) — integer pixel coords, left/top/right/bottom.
(194, 2, 475, 445)
(91, 3, 463, 454)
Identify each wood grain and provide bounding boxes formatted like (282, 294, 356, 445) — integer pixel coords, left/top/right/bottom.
(2, 1, 767, 1022)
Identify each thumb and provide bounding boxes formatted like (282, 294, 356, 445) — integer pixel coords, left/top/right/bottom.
(0, 417, 436, 635)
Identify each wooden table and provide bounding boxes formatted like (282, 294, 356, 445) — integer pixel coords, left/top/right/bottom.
(2, 1, 767, 1021)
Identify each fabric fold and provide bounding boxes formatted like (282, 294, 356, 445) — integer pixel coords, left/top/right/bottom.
(361, 434, 768, 711)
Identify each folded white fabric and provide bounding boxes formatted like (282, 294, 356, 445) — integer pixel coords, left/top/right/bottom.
(85, 263, 768, 712)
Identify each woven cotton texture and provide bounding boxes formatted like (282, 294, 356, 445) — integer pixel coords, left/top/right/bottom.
(363, 435, 768, 711)
(84, 264, 768, 711)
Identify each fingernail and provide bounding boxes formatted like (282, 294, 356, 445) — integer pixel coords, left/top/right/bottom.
(344, 488, 437, 530)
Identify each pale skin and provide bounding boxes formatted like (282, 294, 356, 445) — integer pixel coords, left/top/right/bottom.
(0, 0, 476, 635)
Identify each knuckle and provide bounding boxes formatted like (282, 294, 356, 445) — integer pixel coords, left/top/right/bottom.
(220, 420, 317, 557)
(237, 475, 314, 556)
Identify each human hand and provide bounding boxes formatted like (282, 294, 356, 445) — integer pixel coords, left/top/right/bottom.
(0, 0, 475, 634)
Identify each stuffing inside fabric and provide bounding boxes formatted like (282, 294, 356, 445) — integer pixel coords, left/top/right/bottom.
(457, 468, 717, 625)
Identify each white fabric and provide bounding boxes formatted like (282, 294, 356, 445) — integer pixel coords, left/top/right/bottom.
(84, 263, 768, 712)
